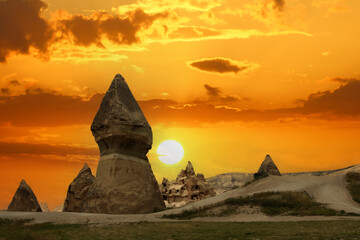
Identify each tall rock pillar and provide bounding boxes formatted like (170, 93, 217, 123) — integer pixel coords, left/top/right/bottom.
(81, 74, 165, 214)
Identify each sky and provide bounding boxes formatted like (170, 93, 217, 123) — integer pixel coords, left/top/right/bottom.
(0, 0, 360, 210)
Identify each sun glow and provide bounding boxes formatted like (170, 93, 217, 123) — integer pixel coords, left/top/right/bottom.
(157, 140, 184, 165)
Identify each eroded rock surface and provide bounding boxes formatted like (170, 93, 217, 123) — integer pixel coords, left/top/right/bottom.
(81, 74, 165, 214)
(160, 161, 216, 207)
(7, 180, 42, 212)
(255, 154, 281, 178)
(91, 74, 152, 160)
(63, 163, 95, 212)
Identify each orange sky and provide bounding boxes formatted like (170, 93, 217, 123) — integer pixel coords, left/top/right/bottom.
(1, 0, 360, 210)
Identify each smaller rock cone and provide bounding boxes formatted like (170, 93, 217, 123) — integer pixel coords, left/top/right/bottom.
(255, 155, 281, 178)
(7, 180, 42, 212)
(63, 163, 95, 212)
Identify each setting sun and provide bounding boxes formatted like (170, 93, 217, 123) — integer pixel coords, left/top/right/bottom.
(157, 140, 184, 165)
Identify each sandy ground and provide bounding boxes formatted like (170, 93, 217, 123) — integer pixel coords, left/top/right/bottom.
(1, 165, 359, 224)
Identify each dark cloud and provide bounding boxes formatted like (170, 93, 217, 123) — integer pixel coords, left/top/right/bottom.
(0, 0, 53, 62)
(204, 84, 221, 97)
(299, 79, 360, 116)
(9, 80, 20, 86)
(60, 9, 168, 47)
(0, 142, 98, 156)
(0, 0, 169, 62)
(189, 58, 249, 74)
(273, 0, 285, 11)
(1, 88, 10, 95)
(203, 84, 241, 103)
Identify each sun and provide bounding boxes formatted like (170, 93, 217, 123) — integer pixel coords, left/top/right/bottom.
(157, 140, 184, 165)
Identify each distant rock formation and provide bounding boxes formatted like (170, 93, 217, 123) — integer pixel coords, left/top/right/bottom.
(79, 74, 165, 214)
(40, 202, 49, 212)
(254, 155, 281, 178)
(63, 163, 95, 212)
(160, 161, 215, 207)
(52, 204, 64, 212)
(7, 180, 42, 212)
(207, 173, 254, 193)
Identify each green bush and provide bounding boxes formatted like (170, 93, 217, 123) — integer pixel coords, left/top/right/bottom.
(346, 171, 360, 204)
(164, 191, 354, 219)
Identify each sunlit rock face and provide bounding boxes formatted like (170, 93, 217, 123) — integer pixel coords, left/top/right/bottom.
(7, 180, 42, 212)
(160, 161, 216, 207)
(80, 74, 165, 214)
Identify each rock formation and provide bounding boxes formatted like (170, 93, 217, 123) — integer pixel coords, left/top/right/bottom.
(254, 154, 281, 178)
(63, 163, 95, 212)
(7, 180, 42, 212)
(207, 173, 254, 193)
(79, 74, 165, 214)
(51, 204, 64, 212)
(160, 161, 216, 207)
(40, 202, 49, 212)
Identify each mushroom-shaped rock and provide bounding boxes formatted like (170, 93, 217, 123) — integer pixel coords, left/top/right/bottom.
(7, 180, 42, 212)
(81, 74, 165, 214)
(255, 155, 281, 178)
(63, 163, 95, 212)
(91, 73, 152, 160)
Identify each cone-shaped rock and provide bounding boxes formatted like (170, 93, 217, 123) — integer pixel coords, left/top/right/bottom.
(81, 74, 165, 214)
(63, 163, 95, 212)
(91, 73, 152, 159)
(255, 155, 281, 177)
(7, 180, 42, 212)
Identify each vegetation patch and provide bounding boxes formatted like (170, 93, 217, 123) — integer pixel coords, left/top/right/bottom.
(346, 171, 360, 204)
(164, 191, 355, 220)
(1, 219, 360, 240)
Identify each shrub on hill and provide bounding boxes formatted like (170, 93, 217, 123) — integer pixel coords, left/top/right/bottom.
(346, 171, 360, 204)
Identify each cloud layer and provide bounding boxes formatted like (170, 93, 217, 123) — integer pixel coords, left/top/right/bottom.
(59, 9, 169, 47)
(0, 0, 169, 62)
(0, 142, 97, 156)
(1, 78, 359, 127)
(0, 0, 312, 62)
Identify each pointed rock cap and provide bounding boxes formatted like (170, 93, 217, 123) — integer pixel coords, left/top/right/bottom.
(76, 163, 92, 178)
(162, 178, 169, 186)
(186, 161, 196, 176)
(7, 179, 42, 212)
(19, 179, 32, 191)
(91, 74, 152, 159)
(256, 155, 281, 176)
